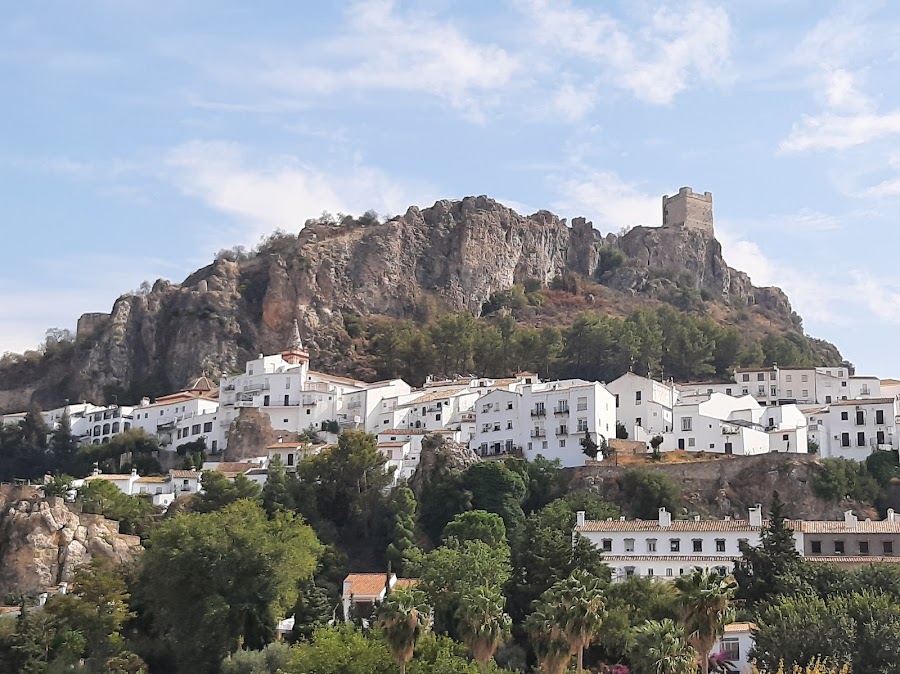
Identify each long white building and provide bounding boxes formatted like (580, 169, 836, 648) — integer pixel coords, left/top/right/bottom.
(576, 507, 900, 581)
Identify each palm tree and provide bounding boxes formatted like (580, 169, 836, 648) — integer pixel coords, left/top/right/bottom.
(376, 586, 431, 674)
(674, 568, 737, 674)
(456, 586, 512, 673)
(555, 570, 607, 673)
(628, 619, 697, 674)
(525, 606, 571, 674)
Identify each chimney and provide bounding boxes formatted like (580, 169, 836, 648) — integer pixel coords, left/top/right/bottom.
(576, 510, 586, 528)
(58, 582, 68, 595)
(844, 510, 858, 528)
(658, 507, 672, 527)
(888, 508, 897, 523)
(749, 505, 763, 527)
(131, 468, 138, 477)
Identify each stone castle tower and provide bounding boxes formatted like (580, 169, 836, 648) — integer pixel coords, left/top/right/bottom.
(662, 187, 713, 235)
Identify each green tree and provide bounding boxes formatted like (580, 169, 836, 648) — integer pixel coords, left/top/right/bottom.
(45, 560, 134, 665)
(377, 586, 431, 674)
(619, 469, 682, 519)
(387, 487, 423, 576)
(443, 510, 507, 548)
(285, 625, 394, 674)
(192, 471, 261, 513)
(78, 479, 158, 536)
(628, 619, 697, 674)
(135, 500, 322, 674)
(416, 539, 511, 637)
(734, 492, 801, 606)
(222, 641, 292, 674)
(261, 454, 295, 516)
(673, 569, 736, 674)
(291, 578, 334, 641)
(49, 412, 79, 475)
(456, 586, 511, 672)
(463, 462, 527, 540)
(549, 570, 607, 673)
(43, 473, 73, 498)
(519, 456, 567, 514)
(580, 431, 599, 460)
(524, 604, 571, 674)
(650, 435, 664, 461)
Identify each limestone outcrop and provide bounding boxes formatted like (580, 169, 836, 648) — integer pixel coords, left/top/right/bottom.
(0, 195, 826, 411)
(0, 486, 142, 596)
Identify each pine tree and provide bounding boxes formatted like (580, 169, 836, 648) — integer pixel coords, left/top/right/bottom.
(734, 491, 801, 606)
(386, 487, 422, 575)
(49, 412, 78, 475)
(291, 578, 334, 641)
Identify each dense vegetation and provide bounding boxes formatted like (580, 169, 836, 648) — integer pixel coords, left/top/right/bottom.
(2, 432, 895, 673)
(363, 304, 842, 386)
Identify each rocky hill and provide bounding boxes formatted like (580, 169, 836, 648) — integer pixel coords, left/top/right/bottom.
(0, 196, 841, 412)
(0, 485, 142, 596)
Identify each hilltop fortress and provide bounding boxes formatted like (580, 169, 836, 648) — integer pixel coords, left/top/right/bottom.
(662, 186, 714, 235)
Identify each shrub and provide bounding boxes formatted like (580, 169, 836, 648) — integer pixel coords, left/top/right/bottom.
(619, 469, 682, 519)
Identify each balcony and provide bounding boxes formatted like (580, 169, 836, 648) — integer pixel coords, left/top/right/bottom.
(556, 428, 568, 436)
(223, 384, 235, 391)
(235, 400, 255, 408)
(302, 396, 318, 406)
(530, 408, 547, 417)
(531, 429, 546, 438)
(553, 407, 570, 416)
(346, 401, 362, 410)
(243, 382, 270, 392)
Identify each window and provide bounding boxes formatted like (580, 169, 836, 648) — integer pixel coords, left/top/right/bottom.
(834, 540, 845, 555)
(726, 388, 732, 395)
(884, 541, 894, 555)
(601, 539, 612, 552)
(111, 422, 120, 433)
(721, 638, 740, 662)
(647, 569, 654, 577)
(859, 541, 869, 555)
(507, 401, 513, 410)
(507, 421, 513, 430)
(635, 391, 642, 404)
(688, 438, 695, 447)
(786, 390, 792, 397)
(635, 417, 642, 427)
(192, 424, 201, 435)
(287, 453, 294, 467)
(211, 440, 217, 452)
(802, 390, 808, 398)
(435, 414, 441, 421)
(811, 540, 822, 554)
(758, 373, 766, 381)
(624, 538, 635, 553)
(670, 539, 680, 552)
(709, 443, 715, 449)
(878, 430, 885, 445)
(647, 539, 657, 552)
(785, 374, 792, 382)
(771, 386, 776, 396)
(559, 439, 566, 447)
(856, 410, 865, 425)
(263, 395, 270, 407)
(716, 539, 726, 553)
(577, 397, 588, 411)
(681, 417, 692, 431)
(286, 378, 291, 389)
(770, 372, 776, 380)
(841, 411, 849, 421)
(877, 409, 885, 424)
(542, 441, 548, 449)
(666, 568, 673, 577)
(577, 419, 588, 432)
(284, 394, 290, 406)
(742, 374, 750, 382)
(842, 381, 847, 387)
(857, 432, 865, 447)
(802, 374, 808, 382)
(203, 422, 213, 433)
(692, 539, 703, 552)
(783, 434, 789, 441)
(841, 432, 850, 447)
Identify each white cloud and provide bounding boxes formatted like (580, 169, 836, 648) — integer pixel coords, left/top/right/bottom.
(247, 0, 519, 120)
(164, 140, 435, 246)
(517, 0, 733, 105)
(550, 170, 660, 231)
(780, 110, 900, 153)
(849, 272, 900, 325)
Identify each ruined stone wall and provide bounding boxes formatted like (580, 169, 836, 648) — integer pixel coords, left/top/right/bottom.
(662, 187, 714, 235)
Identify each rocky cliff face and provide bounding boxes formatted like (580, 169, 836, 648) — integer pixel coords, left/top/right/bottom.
(0, 486, 142, 595)
(0, 196, 812, 411)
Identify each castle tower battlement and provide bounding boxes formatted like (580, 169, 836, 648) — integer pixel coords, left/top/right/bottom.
(662, 187, 713, 234)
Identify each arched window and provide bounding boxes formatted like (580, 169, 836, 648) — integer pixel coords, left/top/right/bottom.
(124, 422, 131, 431)
(111, 422, 120, 433)
(93, 426, 101, 436)
(102, 423, 110, 434)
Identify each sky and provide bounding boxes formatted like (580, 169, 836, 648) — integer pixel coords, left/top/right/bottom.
(2, 1, 900, 376)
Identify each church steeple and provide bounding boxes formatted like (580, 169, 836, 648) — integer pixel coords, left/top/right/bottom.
(282, 319, 310, 366)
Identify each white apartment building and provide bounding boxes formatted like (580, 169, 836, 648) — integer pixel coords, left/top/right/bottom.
(79, 468, 202, 507)
(469, 379, 616, 467)
(733, 365, 877, 407)
(342, 379, 414, 432)
(80, 405, 135, 445)
(131, 376, 223, 452)
(805, 397, 899, 460)
(576, 507, 900, 581)
(607, 372, 677, 441)
(668, 394, 769, 456)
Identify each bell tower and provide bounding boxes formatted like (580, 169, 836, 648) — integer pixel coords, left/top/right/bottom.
(281, 319, 310, 370)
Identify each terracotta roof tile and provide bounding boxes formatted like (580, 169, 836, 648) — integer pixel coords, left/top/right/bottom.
(808, 556, 900, 564)
(724, 622, 756, 633)
(170, 470, 202, 478)
(401, 388, 468, 406)
(602, 555, 739, 562)
(577, 519, 765, 533)
(343, 574, 390, 599)
(830, 398, 895, 406)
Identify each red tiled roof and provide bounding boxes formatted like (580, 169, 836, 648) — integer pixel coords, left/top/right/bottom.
(830, 398, 895, 406)
(170, 470, 201, 478)
(343, 574, 390, 599)
(808, 556, 900, 564)
(602, 555, 739, 562)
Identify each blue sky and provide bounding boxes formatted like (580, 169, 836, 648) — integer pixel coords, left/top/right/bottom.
(2, 1, 900, 376)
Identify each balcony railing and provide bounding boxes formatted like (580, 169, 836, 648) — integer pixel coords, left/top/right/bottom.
(554, 407, 569, 415)
(302, 396, 318, 406)
(531, 429, 546, 438)
(556, 428, 568, 436)
(243, 383, 270, 392)
(530, 408, 546, 417)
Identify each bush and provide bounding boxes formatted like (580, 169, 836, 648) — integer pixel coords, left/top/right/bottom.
(619, 469, 682, 519)
(811, 459, 880, 503)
